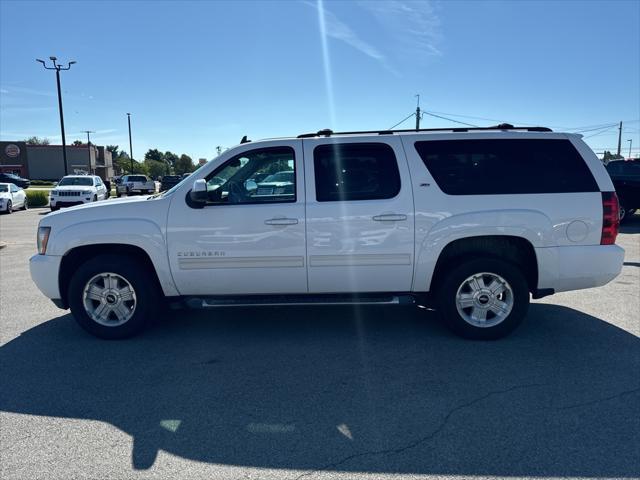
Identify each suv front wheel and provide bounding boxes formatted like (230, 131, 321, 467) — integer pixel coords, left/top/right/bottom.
(68, 254, 160, 339)
(435, 258, 530, 340)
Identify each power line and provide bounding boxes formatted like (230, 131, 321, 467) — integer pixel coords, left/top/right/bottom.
(388, 112, 416, 130)
(423, 111, 479, 127)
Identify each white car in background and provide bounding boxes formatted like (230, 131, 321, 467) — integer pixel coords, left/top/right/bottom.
(116, 175, 156, 197)
(0, 182, 27, 213)
(49, 175, 109, 211)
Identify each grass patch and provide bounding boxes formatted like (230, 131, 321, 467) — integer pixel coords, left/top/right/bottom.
(26, 189, 49, 207)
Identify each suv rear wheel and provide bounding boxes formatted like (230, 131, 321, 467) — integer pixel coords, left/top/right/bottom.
(435, 258, 529, 340)
(68, 254, 160, 339)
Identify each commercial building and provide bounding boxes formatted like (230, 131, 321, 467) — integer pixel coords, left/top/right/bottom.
(0, 141, 114, 181)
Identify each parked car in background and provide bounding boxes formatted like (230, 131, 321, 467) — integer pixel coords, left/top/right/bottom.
(255, 170, 295, 196)
(606, 159, 640, 222)
(0, 182, 27, 213)
(30, 125, 624, 340)
(0, 172, 30, 189)
(49, 175, 109, 211)
(160, 175, 182, 192)
(116, 175, 156, 197)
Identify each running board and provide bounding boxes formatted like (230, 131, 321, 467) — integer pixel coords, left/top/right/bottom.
(184, 294, 416, 309)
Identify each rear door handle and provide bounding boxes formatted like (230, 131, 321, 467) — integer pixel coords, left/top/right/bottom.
(372, 214, 407, 222)
(265, 217, 299, 226)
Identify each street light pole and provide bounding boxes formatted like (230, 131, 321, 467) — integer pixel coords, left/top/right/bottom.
(82, 130, 95, 173)
(127, 113, 134, 173)
(36, 57, 76, 176)
(628, 139, 633, 159)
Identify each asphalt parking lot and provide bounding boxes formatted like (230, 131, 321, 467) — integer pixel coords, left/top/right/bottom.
(1, 208, 639, 480)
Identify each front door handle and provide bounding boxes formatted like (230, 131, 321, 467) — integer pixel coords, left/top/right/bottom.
(372, 214, 407, 222)
(265, 217, 299, 226)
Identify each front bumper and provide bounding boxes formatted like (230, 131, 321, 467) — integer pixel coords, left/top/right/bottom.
(536, 244, 625, 293)
(50, 197, 93, 208)
(29, 254, 64, 306)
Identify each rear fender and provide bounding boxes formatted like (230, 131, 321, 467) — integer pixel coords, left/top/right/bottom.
(414, 209, 552, 292)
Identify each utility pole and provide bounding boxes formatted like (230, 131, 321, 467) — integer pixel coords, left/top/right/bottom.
(82, 130, 95, 174)
(127, 113, 134, 173)
(617, 121, 623, 156)
(36, 57, 76, 176)
(628, 139, 633, 159)
(415, 94, 421, 130)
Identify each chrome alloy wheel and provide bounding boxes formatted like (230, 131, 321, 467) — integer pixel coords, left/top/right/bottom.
(82, 272, 137, 327)
(455, 272, 514, 328)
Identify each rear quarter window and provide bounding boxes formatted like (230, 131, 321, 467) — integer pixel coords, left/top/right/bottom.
(414, 138, 599, 195)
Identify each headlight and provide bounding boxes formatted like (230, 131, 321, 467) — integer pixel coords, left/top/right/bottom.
(37, 226, 51, 255)
(50, 190, 58, 196)
(81, 190, 92, 195)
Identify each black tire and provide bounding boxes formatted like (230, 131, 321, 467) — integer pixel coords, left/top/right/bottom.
(435, 257, 530, 340)
(50, 206, 59, 212)
(116, 190, 121, 198)
(22, 197, 28, 210)
(6, 201, 12, 214)
(93, 195, 97, 202)
(68, 254, 161, 339)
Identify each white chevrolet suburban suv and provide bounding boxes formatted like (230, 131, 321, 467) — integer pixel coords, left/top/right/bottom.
(30, 125, 624, 340)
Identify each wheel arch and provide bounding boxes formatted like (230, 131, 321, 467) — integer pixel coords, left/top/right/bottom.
(58, 244, 168, 309)
(427, 235, 539, 294)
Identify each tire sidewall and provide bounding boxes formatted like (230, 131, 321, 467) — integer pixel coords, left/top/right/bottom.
(436, 257, 530, 340)
(6, 201, 12, 214)
(68, 254, 159, 339)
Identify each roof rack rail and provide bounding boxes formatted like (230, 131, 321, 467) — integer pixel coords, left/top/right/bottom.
(297, 124, 552, 138)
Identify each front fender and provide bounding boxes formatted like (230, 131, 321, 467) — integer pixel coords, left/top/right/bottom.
(414, 209, 553, 292)
(48, 218, 179, 297)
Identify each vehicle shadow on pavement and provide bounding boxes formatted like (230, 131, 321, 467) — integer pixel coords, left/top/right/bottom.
(1, 304, 638, 478)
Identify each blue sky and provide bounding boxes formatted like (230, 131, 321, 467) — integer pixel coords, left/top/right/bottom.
(1, 0, 639, 161)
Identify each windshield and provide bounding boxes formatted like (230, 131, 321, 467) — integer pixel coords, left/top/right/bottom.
(58, 177, 93, 186)
(0, 185, 8, 192)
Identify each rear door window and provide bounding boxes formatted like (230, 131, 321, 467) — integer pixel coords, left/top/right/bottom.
(414, 138, 598, 195)
(313, 143, 401, 202)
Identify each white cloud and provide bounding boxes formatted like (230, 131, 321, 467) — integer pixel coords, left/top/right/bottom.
(358, 0, 442, 57)
(306, 1, 398, 75)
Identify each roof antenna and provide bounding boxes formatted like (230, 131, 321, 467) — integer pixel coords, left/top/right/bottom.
(240, 135, 250, 144)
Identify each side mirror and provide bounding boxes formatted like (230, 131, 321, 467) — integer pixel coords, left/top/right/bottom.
(189, 179, 208, 203)
(244, 179, 258, 192)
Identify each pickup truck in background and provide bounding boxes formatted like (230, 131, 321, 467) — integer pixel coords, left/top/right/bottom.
(606, 159, 640, 222)
(30, 126, 624, 340)
(116, 175, 156, 197)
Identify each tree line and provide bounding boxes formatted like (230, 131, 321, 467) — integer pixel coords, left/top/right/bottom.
(106, 146, 196, 177)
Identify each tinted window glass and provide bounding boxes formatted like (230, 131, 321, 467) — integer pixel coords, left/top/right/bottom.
(415, 139, 598, 195)
(204, 146, 295, 205)
(314, 143, 401, 202)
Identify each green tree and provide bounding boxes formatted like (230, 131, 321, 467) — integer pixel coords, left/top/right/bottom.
(164, 151, 179, 170)
(72, 140, 84, 146)
(24, 136, 50, 145)
(174, 154, 194, 175)
(603, 151, 623, 162)
(144, 149, 164, 163)
(144, 159, 166, 179)
(106, 145, 119, 157)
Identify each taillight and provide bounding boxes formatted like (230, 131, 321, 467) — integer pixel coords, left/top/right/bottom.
(601, 192, 619, 245)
